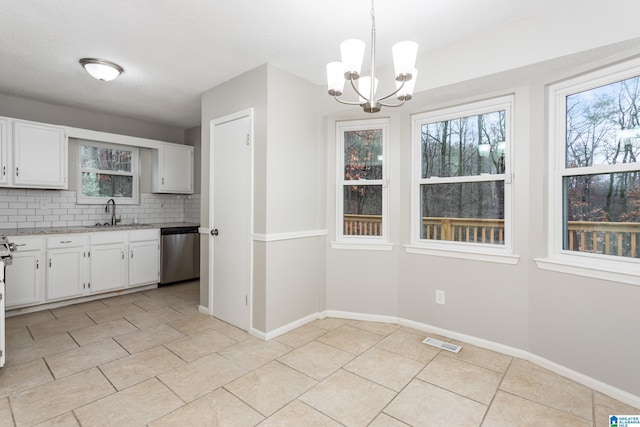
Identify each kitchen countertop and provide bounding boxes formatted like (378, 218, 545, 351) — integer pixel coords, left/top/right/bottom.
(0, 222, 200, 237)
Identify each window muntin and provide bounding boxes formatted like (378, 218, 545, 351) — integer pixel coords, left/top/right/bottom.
(78, 142, 139, 204)
(412, 96, 512, 251)
(555, 70, 640, 261)
(336, 119, 388, 243)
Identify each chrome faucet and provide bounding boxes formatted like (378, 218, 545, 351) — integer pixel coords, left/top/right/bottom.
(105, 199, 120, 225)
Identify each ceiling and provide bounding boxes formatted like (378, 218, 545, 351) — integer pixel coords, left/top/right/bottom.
(0, 0, 634, 129)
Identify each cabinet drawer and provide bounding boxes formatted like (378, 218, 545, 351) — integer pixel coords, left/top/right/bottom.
(89, 231, 127, 245)
(129, 229, 159, 242)
(46, 234, 86, 249)
(8, 235, 44, 251)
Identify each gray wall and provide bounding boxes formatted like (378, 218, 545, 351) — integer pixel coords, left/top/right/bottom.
(0, 93, 185, 143)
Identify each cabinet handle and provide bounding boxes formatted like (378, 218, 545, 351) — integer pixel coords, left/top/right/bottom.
(15, 167, 18, 177)
(59, 240, 72, 244)
(36, 260, 39, 269)
(121, 251, 124, 260)
(14, 243, 26, 247)
(88, 282, 90, 289)
(49, 258, 51, 268)
(131, 250, 133, 259)
(2, 165, 5, 176)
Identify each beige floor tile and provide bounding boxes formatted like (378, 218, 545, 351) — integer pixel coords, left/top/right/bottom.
(114, 323, 184, 354)
(0, 398, 13, 427)
(384, 379, 487, 426)
(483, 391, 591, 427)
(348, 319, 400, 336)
(168, 300, 202, 316)
(300, 369, 396, 427)
(212, 320, 252, 342)
(500, 358, 592, 421)
(149, 388, 264, 427)
(45, 339, 128, 379)
(10, 368, 114, 426)
(594, 404, 634, 427)
(164, 327, 236, 362)
(51, 300, 108, 319)
(398, 326, 451, 341)
(0, 358, 52, 398)
(258, 399, 342, 426)
(167, 313, 224, 335)
(124, 306, 183, 329)
(417, 354, 502, 404)
(100, 345, 185, 390)
(158, 353, 247, 402)
(33, 412, 80, 427)
(316, 324, 383, 355)
(99, 291, 152, 307)
(69, 319, 137, 346)
(27, 314, 95, 340)
(274, 324, 327, 348)
(5, 326, 33, 348)
(218, 337, 292, 371)
(73, 378, 183, 427)
(375, 329, 440, 363)
(310, 317, 349, 331)
(368, 413, 411, 427)
(594, 391, 640, 414)
(444, 340, 512, 373)
(132, 294, 182, 311)
(344, 346, 424, 392)
(5, 333, 77, 368)
(225, 361, 317, 417)
(5, 310, 55, 330)
(86, 303, 146, 324)
(278, 340, 354, 381)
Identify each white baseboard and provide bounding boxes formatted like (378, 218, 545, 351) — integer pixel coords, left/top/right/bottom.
(256, 309, 640, 409)
(197, 305, 209, 315)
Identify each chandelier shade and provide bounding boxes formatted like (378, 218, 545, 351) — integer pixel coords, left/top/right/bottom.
(326, 0, 418, 112)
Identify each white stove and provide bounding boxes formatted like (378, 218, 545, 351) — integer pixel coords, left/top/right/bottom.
(0, 235, 16, 368)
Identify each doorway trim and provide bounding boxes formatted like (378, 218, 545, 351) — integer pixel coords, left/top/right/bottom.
(208, 108, 254, 332)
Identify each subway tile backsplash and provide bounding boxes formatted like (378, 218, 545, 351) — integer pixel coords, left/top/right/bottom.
(0, 188, 201, 229)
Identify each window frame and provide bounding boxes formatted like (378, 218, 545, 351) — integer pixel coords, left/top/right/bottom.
(538, 58, 640, 284)
(406, 95, 517, 264)
(332, 118, 391, 250)
(76, 141, 140, 205)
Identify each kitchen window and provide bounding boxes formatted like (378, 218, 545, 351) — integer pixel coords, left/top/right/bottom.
(77, 142, 139, 204)
(333, 118, 391, 250)
(406, 96, 516, 263)
(538, 58, 640, 284)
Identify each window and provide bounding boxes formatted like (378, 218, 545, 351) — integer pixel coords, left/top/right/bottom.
(541, 59, 640, 283)
(407, 96, 515, 262)
(334, 118, 390, 249)
(77, 142, 139, 204)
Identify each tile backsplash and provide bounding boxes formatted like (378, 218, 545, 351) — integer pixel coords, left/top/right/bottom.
(0, 188, 201, 229)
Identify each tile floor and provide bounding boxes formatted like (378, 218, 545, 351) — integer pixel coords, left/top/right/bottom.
(1, 281, 638, 426)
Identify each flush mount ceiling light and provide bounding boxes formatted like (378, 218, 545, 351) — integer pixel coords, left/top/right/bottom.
(79, 58, 123, 82)
(326, 0, 418, 113)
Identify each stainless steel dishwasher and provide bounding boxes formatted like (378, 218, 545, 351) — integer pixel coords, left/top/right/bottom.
(160, 226, 200, 285)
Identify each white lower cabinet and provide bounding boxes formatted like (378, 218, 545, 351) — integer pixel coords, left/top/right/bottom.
(89, 231, 128, 293)
(46, 235, 87, 301)
(5, 236, 44, 309)
(5, 229, 160, 309)
(129, 229, 160, 287)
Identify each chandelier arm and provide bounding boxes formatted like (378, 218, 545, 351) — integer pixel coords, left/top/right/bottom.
(332, 95, 364, 107)
(378, 98, 407, 108)
(349, 77, 371, 104)
(376, 80, 406, 103)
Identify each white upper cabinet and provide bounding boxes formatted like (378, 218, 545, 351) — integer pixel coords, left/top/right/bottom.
(12, 120, 67, 188)
(0, 118, 9, 185)
(152, 143, 193, 194)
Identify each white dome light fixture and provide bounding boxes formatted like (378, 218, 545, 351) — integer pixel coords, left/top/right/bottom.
(326, 0, 418, 113)
(79, 58, 123, 82)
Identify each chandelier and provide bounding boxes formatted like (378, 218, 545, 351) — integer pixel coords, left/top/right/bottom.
(326, 0, 418, 113)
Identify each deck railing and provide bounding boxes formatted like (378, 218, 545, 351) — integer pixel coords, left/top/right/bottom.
(343, 214, 640, 258)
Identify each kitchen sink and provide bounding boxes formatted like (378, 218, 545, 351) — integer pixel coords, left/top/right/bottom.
(83, 223, 153, 229)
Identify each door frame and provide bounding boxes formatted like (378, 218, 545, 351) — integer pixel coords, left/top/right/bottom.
(208, 108, 254, 332)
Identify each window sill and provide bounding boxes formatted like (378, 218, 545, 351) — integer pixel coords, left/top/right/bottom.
(534, 255, 640, 286)
(404, 244, 520, 265)
(330, 241, 394, 251)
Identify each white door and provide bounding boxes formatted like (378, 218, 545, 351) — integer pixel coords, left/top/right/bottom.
(210, 111, 252, 331)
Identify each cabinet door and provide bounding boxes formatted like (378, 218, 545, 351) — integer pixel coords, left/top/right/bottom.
(5, 250, 43, 308)
(90, 244, 127, 293)
(46, 248, 84, 300)
(129, 241, 159, 286)
(153, 143, 193, 194)
(0, 118, 8, 186)
(13, 120, 67, 188)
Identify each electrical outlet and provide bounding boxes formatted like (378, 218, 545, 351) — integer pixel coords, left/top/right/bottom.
(435, 290, 445, 305)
